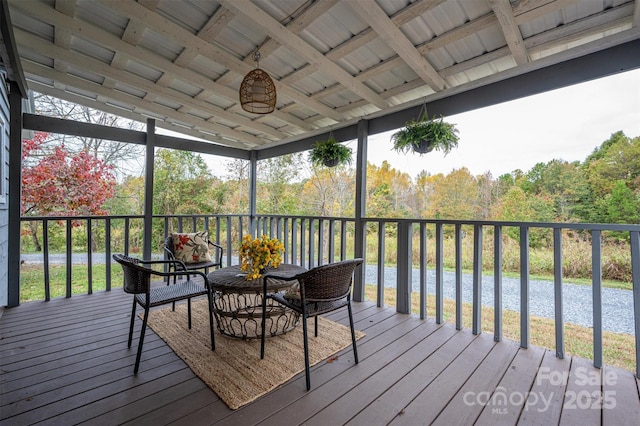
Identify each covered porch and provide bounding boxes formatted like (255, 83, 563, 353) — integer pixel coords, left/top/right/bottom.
(2, 1, 640, 424)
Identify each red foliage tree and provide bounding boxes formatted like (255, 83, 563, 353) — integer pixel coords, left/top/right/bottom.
(21, 131, 116, 217)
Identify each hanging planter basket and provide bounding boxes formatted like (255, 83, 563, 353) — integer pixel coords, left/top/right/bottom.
(309, 133, 353, 168)
(413, 139, 435, 154)
(391, 101, 459, 156)
(322, 157, 341, 167)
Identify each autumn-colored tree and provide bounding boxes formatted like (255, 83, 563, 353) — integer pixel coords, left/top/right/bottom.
(366, 161, 413, 218)
(33, 92, 146, 178)
(223, 159, 250, 214)
(426, 168, 478, 220)
(601, 180, 640, 241)
(579, 132, 640, 222)
(22, 132, 116, 216)
(303, 163, 355, 217)
(21, 131, 117, 250)
(257, 154, 306, 214)
(152, 149, 222, 215)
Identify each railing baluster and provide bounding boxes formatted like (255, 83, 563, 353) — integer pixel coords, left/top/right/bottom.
(308, 219, 316, 268)
(215, 216, 221, 250)
(66, 219, 72, 298)
(435, 222, 443, 324)
(494, 225, 502, 342)
(227, 216, 233, 266)
(87, 218, 93, 295)
(328, 219, 335, 263)
(292, 218, 298, 265)
(318, 219, 324, 266)
(300, 219, 307, 268)
(377, 221, 385, 308)
(43, 219, 50, 301)
(553, 228, 564, 358)
(276, 217, 282, 244)
(124, 217, 130, 256)
(592, 229, 603, 368)
(630, 231, 640, 378)
(419, 222, 427, 320)
(472, 224, 482, 335)
(396, 220, 411, 314)
(340, 219, 347, 261)
(163, 217, 170, 272)
(105, 218, 111, 291)
(283, 218, 290, 262)
(520, 226, 530, 349)
(455, 223, 462, 330)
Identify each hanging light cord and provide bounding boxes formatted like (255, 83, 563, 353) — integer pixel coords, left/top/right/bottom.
(251, 0, 314, 63)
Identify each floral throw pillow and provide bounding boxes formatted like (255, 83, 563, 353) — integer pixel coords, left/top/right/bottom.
(171, 231, 212, 264)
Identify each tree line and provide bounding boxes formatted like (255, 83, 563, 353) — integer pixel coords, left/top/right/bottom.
(21, 95, 640, 254)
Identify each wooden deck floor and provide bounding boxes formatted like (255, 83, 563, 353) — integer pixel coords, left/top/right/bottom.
(1, 289, 639, 425)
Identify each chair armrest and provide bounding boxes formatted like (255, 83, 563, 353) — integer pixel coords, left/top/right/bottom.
(139, 258, 189, 276)
(139, 258, 187, 268)
(263, 273, 299, 282)
(262, 273, 299, 298)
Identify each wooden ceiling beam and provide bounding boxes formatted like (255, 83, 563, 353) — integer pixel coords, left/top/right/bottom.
(110, 0, 342, 122)
(23, 62, 260, 148)
(156, 5, 234, 89)
(14, 0, 296, 139)
(117, 1, 319, 129)
(22, 0, 313, 132)
(218, 0, 388, 110)
(25, 76, 251, 150)
(216, 0, 338, 86)
(347, 0, 447, 92)
(489, 0, 529, 65)
(15, 30, 275, 147)
(52, 0, 75, 89)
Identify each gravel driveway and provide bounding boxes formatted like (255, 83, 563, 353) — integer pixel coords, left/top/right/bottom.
(367, 266, 636, 335)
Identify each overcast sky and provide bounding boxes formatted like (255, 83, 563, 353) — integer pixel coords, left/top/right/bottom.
(363, 68, 640, 179)
(191, 69, 639, 180)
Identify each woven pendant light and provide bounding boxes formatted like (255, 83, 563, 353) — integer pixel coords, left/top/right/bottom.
(239, 51, 276, 114)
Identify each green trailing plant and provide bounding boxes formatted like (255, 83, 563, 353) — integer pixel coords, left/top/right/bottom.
(309, 135, 353, 167)
(391, 114, 459, 155)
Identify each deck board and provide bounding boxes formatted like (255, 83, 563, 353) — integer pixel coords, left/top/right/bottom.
(1, 289, 639, 425)
(387, 332, 497, 426)
(431, 338, 521, 425)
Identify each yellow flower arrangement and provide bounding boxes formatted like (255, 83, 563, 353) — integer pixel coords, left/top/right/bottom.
(239, 234, 284, 280)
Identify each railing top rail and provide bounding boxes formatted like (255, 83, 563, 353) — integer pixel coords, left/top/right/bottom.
(20, 213, 640, 232)
(359, 217, 640, 232)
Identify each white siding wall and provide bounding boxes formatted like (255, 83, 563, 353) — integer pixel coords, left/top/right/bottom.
(0, 74, 9, 306)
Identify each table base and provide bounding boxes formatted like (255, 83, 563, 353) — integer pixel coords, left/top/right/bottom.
(212, 291, 300, 339)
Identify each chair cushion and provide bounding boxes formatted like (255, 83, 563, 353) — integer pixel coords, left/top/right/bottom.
(136, 280, 208, 307)
(284, 281, 301, 299)
(171, 231, 212, 264)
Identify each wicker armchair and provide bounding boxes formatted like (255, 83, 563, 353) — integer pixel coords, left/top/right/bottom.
(112, 254, 215, 374)
(164, 235, 224, 283)
(260, 258, 364, 390)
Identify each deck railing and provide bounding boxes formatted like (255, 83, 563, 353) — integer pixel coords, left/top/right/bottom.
(19, 214, 640, 377)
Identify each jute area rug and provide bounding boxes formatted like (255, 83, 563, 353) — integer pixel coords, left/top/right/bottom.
(145, 298, 365, 410)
